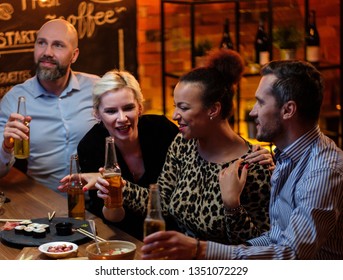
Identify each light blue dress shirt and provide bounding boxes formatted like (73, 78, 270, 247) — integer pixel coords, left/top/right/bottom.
(0, 71, 99, 191)
(206, 126, 343, 259)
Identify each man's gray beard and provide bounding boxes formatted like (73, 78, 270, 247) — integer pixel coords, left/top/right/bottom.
(36, 66, 67, 81)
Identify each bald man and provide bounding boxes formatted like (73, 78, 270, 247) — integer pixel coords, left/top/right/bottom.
(0, 19, 100, 191)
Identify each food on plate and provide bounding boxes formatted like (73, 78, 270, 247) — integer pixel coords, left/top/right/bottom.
(103, 248, 131, 256)
(47, 244, 74, 253)
(13, 222, 51, 238)
(14, 225, 26, 234)
(39, 242, 78, 259)
(86, 241, 136, 260)
(27, 223, 40, 228)
(19, 220, 32, 226)
(36, 223, 50, 233)
(1, 221, 20, 231)
(24, 227, 34, 236)
(33, 228, 46, 238)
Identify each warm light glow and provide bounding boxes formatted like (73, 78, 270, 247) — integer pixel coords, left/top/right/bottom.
(336, 104, 341, 111)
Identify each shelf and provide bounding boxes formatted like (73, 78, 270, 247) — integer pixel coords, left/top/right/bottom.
(161, 0, 242, 134)
(161, 0, 342, 147)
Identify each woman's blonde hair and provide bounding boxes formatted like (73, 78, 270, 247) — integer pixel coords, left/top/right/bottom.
(93, 69, 144, 114)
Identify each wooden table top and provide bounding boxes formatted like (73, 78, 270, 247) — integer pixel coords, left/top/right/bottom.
(0, 168, 143, 260)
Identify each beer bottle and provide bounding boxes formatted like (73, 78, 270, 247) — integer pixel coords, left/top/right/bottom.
(144, 184, 166, 237)
(67, 154, 85, 220)
(14, 96, 30, 159)
(103, 136, 122, 209)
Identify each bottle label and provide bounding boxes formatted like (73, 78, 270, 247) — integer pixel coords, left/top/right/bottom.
(259, 51, 270, 65)
(306, 46, 320, 62)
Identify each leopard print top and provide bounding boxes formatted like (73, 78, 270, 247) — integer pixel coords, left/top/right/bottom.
(123, 134, 271, 245)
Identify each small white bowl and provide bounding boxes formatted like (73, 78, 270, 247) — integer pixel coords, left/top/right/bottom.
(38, 241, 78, 259)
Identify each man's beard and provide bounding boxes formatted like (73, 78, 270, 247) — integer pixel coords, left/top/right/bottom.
(36, 58, 68, 81)
(256, 117, 282, 143)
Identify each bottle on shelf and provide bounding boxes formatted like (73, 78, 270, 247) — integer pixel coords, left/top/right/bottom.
(254, 18, 270, 66)
(143, 184, 165, 238)
(67, 154, 85, 220)
(219, 18, 234, 50)
(305, 10, 320, 65)
(14, 96, 30, 159)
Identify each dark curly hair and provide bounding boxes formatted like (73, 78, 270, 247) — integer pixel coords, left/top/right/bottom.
(179, 49, 244, 119)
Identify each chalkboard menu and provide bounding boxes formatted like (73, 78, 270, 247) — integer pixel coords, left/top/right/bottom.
(0, 0, 137, 98)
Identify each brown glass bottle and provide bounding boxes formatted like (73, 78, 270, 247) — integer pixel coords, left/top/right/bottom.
(144, 184, 165, 237)
(219, 18, 234, 50)
(103, 136, 123, 209)
(67, 154, 85, 220)
(14, 96, 30, 159)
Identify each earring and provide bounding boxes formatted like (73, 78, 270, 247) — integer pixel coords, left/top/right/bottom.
(210, 116, 213, 120)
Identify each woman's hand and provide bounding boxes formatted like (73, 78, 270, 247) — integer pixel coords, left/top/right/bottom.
(219, 158, 248, 209)
(57, 172, 100, 192)
(245, 144, 275, 171)
(95, 175, 110, 201)
(141, 231, 205, 260)
(95, 173, 126, 222)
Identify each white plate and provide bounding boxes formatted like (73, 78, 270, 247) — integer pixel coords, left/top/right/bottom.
(38, 241, 78, 259)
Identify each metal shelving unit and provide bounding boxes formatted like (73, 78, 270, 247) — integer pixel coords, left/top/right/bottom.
(160, 0, 273, 135)
(304, 0, 342, 147)
(160, 0, 342, 146)
(160, 0, 240, 114)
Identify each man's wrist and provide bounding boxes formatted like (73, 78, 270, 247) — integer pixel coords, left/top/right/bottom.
(196, 240, 207, 259)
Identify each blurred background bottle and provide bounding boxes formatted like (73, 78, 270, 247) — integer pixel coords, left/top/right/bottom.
(14, 96, 30, 159)
(67, 154, 85, 220)
(219, 18, 234, 50)
(255, 18, 269, 65)
(144, 184, 165, 237)
(305, 10, 320, 65)
(103, 136, 123, 209)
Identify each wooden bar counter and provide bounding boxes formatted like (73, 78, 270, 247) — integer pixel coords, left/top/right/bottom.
(0, 168, 143, 260)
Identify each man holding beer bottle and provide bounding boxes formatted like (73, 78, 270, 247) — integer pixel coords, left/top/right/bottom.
(0, 19, 99, 191)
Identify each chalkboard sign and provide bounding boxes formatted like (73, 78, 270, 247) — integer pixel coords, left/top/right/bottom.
(0, 0, 137, 98)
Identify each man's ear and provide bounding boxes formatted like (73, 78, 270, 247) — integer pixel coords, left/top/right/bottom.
(282, 100, 297, 120)
(71, 48, 79, 64)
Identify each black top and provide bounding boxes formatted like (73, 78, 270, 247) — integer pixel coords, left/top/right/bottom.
(77, 114, 179, 240)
